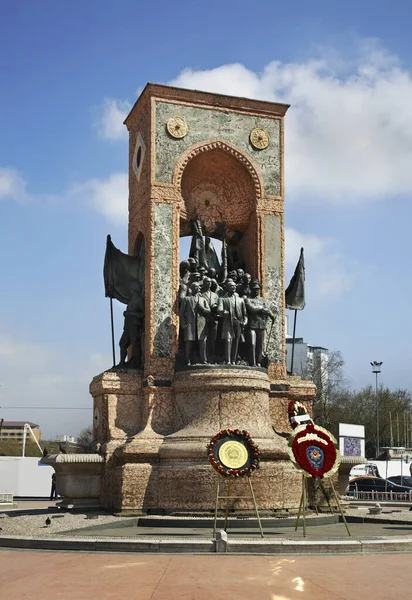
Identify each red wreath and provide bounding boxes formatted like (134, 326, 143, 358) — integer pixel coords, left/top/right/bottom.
(206, 429, 260, 478)
(289, 423, 339, 479)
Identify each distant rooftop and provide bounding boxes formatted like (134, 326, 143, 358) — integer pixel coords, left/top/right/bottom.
(0, 421, 40, 428)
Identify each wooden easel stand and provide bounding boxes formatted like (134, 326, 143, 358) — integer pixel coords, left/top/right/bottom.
(295, 475, 351, 537)
(213, 474, 264, 538)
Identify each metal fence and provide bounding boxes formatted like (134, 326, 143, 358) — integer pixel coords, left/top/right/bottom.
(0, 492, 13, 504)
(346, 487, 412, 502)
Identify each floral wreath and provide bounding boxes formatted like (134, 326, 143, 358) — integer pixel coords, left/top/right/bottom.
(206, 429, 260, 478)
(288, 400, 313, 429)
(288, 423, 341, 479)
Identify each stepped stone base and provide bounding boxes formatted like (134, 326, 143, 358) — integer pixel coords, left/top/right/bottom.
(89, 368, 316, 513)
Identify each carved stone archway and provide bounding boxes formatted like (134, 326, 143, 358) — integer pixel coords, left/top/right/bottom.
(173, 139, 264, 249)
(173, 138, 264, 201)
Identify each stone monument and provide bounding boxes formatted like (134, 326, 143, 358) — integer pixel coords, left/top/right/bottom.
(90, 84, 316, 512)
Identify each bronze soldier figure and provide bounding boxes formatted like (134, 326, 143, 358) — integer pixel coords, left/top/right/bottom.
(217, 280, 247, 365)
(179, 281, 210, 364)
(201, 277, 219, 362)
(245, 279, 275, 367)
(118, 281, 144, 368)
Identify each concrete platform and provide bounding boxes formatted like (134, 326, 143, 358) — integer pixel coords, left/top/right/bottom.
(2, 514, 412, 555)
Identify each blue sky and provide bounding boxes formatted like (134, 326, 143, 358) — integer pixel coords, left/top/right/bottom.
(1, 0, 411, 438)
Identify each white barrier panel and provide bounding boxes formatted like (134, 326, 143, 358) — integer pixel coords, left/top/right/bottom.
(0, 457, 54, 497)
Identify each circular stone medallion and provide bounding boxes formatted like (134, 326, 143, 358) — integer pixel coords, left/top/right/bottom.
(250, 128, 270, 150)
(219, 440, 249, 469)
(166, 116, 188, 139)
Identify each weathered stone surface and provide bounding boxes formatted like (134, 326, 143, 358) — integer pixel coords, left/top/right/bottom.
(155, 102, 281, 196)
(264, 214, 283, 363)
(153, 202, 173, 357)
(171, 368, 273, 439)
(90, 371, 144, 442)
(41, 454, 103, 508)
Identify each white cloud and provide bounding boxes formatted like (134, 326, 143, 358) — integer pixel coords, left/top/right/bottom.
(285, 227, 354, 300)
(0, 334, 50, 367)
(69, 172, 128, 225)
(0, 165, 129, 225)
(169, 39, 412, 203)
(96, 98, 131, 141)
(0, 167, 28, 202)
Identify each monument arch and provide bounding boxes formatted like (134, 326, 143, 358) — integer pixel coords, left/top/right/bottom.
(87, 84, 316, 513)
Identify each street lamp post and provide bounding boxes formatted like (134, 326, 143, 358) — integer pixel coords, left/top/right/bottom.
(370, 361, 383, 458)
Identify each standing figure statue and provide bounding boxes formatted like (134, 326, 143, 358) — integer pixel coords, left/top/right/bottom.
(178, 259, 191, 304)
(245, 279, 275, 367)
(237, 272, 252, 298)
(201, 277, 219, 362)
(217, 280, 247, 365)
(179, 281, 210, 365)
(119, 281, 145, 368)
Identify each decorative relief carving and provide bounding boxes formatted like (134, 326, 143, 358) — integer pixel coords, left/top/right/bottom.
(166, 116, 188, 139)
(250, 128, 270, 150)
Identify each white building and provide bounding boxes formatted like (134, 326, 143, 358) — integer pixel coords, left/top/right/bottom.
(55, 434, 76, 443)
(285, 316, 329, 389)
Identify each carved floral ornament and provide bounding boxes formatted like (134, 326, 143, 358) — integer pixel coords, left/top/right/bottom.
(173, 140, 263, 200)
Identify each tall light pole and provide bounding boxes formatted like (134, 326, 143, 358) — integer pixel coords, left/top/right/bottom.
(370, 361, 383, 458)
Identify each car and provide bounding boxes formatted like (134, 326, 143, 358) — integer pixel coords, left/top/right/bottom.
(387, 475, 412, 488)
(347, 476, 412, 495)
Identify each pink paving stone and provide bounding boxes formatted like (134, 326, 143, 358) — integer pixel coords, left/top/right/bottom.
(1, 552, 412, 600)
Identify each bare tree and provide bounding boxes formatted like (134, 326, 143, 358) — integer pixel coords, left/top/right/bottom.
(76, 425, 93, 452)
(303, 349, 347, 430)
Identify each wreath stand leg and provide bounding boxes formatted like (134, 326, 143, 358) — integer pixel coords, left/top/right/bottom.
(213, 475, 221, 537)
(313, 480, 319, 516)
(319, 479, 335, 515)
(329, 478, 351, 537)
(302, 474, 307, 537)
(247, 475, 264, 538)
(294, 485, 304, 531)
(223, 479, 232, 532)
(295, 474, 307, 536)
(212, 474, 264, 538)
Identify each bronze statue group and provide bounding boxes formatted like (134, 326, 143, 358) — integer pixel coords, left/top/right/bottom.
(179, 257, 275, 368)
(114, 231, 276, 370)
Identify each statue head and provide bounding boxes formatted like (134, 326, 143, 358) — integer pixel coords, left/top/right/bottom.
(228, 270, 238, 282)
(250, 279, 261, 297)
(190, 281, 200, 295)
(179, 260, 190, 277)
(188, 257, 198, 272)
(208, 267, 217, 278)
(237, 268, 244, 280)
(225, 279, 237, 296)
(243, 272, 252, 284)
(201, 277, 211, 292)
(198, 266, 207, 278)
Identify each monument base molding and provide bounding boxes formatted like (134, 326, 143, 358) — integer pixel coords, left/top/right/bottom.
(91, 368, 315, 512)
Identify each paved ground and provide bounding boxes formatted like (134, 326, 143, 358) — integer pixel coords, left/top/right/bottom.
(1, 549, 412, 599)
(2, 502, 412, 540)
(61, 517, 412, 540)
